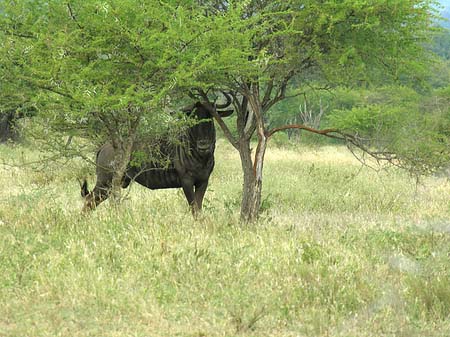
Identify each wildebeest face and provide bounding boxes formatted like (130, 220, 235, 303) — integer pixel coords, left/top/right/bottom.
(191, 105, 216, 156)
(182, 94, 234, 156)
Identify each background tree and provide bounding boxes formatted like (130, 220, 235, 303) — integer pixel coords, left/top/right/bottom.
(0, 10, 36, 143)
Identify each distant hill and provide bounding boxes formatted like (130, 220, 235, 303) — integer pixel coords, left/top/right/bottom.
(440, 0, 450, 29)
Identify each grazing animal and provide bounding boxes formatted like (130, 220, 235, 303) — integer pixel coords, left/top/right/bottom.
(81, 96, 233, 214)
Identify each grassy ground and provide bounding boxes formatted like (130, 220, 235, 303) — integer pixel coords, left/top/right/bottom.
(0, 139, 449, 337)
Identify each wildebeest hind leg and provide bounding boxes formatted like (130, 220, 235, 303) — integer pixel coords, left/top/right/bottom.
(82, 180, 112, 212)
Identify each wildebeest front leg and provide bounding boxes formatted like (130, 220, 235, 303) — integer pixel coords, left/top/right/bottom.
(181, 179, 196, 213)
(194, 180, 208, 212)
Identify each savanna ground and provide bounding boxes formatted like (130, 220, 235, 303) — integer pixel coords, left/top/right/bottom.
(0, 139, 449, 337)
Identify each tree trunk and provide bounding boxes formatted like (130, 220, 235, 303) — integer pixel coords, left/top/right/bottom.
(0, 112, 19, 143)
(109, 114, 140, 206)
(238, 133, 267, 223)
(212, 85, 271, 223)
(110, 147, 128, 204)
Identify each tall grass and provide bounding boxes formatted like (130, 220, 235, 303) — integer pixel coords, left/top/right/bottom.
(0, 140, 449, 336)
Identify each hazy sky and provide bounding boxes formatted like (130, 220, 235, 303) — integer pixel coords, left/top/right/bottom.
(440, 0, 450, 8)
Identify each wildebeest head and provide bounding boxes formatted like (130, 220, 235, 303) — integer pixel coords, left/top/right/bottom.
(182, 93, 233, 156)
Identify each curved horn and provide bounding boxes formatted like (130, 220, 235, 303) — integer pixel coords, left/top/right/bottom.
(215, 92, 232, 109)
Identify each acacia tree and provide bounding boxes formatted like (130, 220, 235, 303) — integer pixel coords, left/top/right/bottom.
(2, 1, 444, 221)
(190, 0, 441, 222)
(0, 0, 216, 200)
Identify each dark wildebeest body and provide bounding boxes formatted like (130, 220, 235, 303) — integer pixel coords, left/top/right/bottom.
(81, 98, 233, 214)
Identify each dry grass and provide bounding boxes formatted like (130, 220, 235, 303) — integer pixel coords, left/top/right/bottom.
(0, 140, 449, 336)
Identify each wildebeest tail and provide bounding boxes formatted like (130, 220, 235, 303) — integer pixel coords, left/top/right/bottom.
(80, 179, 90, 197)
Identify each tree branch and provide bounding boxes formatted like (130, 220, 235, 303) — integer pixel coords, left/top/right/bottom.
(262, 70, 295, 112)
(266, 124, 398, 164)
(2, 30, 35, 39)
(266, 124, 338, 138)
(261, 79, 274, 108)
(36, 84, 74, 100)
(197, 90, 239, 149)
(66, 3, 83, 29)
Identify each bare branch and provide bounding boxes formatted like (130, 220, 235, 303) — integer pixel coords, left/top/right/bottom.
(261, 79, 274, 108)
(2, 30, 35, 39)
(262, 70, 295, 112)
(284, 90, 307, 100)
(266, 124, 338, 138)
(36, 84, 74, 99)
(67, 3, 83, 30)
(197, 89, 239, 149)
(266, 124, 399, 164)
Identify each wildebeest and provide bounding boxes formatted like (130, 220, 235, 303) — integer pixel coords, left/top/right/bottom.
(81, 94, 233, 214)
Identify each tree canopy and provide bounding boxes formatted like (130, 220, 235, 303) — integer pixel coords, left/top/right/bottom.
(0, 0, 447, 221)
(183, 0, 443, 221)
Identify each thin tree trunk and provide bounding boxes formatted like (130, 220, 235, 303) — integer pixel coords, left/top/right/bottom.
(212, 86, 269, 223)
(238, 97, 268, 223)
(109, 113, 140, 205)
(239, 139, 257, 222)
(110, 145, 130, 204)
(0, 112, 19, 143)
(239, 137, 268, 223)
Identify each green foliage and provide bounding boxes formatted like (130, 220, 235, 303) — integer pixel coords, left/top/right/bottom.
(328, 94, 417, 137)
(1, 0, 442, 141)
(0, 0, 220, 159)
(292, 0, 438, 85)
